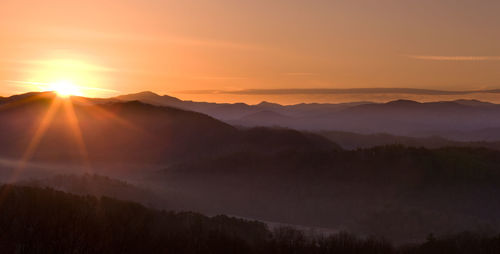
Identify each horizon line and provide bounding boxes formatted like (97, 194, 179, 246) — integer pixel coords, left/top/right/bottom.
(174, 87, 500, 96)
(4, 89, 500, 106)
(5, 87, 500, 98)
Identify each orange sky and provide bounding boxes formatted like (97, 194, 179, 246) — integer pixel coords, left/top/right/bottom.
(1, 0, 500, 103)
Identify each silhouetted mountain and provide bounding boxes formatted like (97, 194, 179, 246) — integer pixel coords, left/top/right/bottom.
(0, 92, 337, 166)
(117, 91, 184, 107)
(117, 91, 257, 120)
(0, 92, 48, 105)
(115, 92, 500, 141)
(344, 100, 478, 114)
(256, 101, 282, 109)
(453, 99, 496, 107)
(4, 91, 500, 243)
(326, 100, 500, 138)
(115, 91, 369, 121)
(0, 92, 238, 164)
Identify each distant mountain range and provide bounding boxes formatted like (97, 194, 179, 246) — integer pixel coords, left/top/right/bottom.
(0, 92, 336, 165)
(116, 91, 369, 120)
(3, 91, 500, 242)
(117, 91, 500, 141)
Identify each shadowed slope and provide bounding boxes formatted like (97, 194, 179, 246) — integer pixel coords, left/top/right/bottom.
(0, 92, 338, 166)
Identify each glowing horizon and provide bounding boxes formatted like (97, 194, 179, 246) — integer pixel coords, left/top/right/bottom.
(1, 0, 500, 103)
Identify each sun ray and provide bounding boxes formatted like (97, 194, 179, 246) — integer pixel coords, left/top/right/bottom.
(63, 99, 92, 172)
(16, 98, 62, 171)
(15, 99, 61, 171)
(0, 97, 62, 204)
(71, 96, 143, 133)
(0, 93, 143, 205)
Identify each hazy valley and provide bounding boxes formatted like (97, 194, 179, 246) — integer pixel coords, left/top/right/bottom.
(2, 92, 500, 247)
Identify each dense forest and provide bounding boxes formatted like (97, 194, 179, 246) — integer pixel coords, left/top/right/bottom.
(0, 185, 499, 253)
(160, 144, 500, 242)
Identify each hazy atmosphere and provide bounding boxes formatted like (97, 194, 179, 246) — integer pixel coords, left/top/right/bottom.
(1, 1, 500, 253)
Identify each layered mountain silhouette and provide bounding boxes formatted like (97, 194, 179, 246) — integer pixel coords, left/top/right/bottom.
(117, 92, 500, 141)
(3, 91, 500, 243)
(116, 91, 368, 120)
(0, 92, 337, 165)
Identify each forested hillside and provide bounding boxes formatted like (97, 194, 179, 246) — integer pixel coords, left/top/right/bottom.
(160, 145, 500, 242)
(0, 185, 498, 253)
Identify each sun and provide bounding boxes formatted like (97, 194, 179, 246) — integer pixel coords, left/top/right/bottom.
(20, 57, 118, 98)
(48, 80, 83, 98)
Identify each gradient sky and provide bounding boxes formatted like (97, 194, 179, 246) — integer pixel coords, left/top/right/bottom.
(1, 0, 500, 103)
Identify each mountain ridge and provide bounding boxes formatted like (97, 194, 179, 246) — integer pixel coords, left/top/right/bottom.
(3, 91, 500, 242)
(0, 92, 339, 165)
(114, 91, 500, 141)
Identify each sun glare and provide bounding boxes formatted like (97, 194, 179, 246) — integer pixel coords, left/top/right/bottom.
(49, 80, 83, 98)
(18, 58, 117, 98)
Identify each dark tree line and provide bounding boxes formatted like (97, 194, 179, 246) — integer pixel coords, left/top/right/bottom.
(0, 185, 498, 253)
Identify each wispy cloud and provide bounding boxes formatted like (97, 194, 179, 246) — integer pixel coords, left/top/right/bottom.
(405, 55, 500, 61)
(176, 88, 500, 95)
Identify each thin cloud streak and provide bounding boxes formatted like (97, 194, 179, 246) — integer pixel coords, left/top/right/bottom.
(177, 88, 500, 95)
(405, 55, 500, 61)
